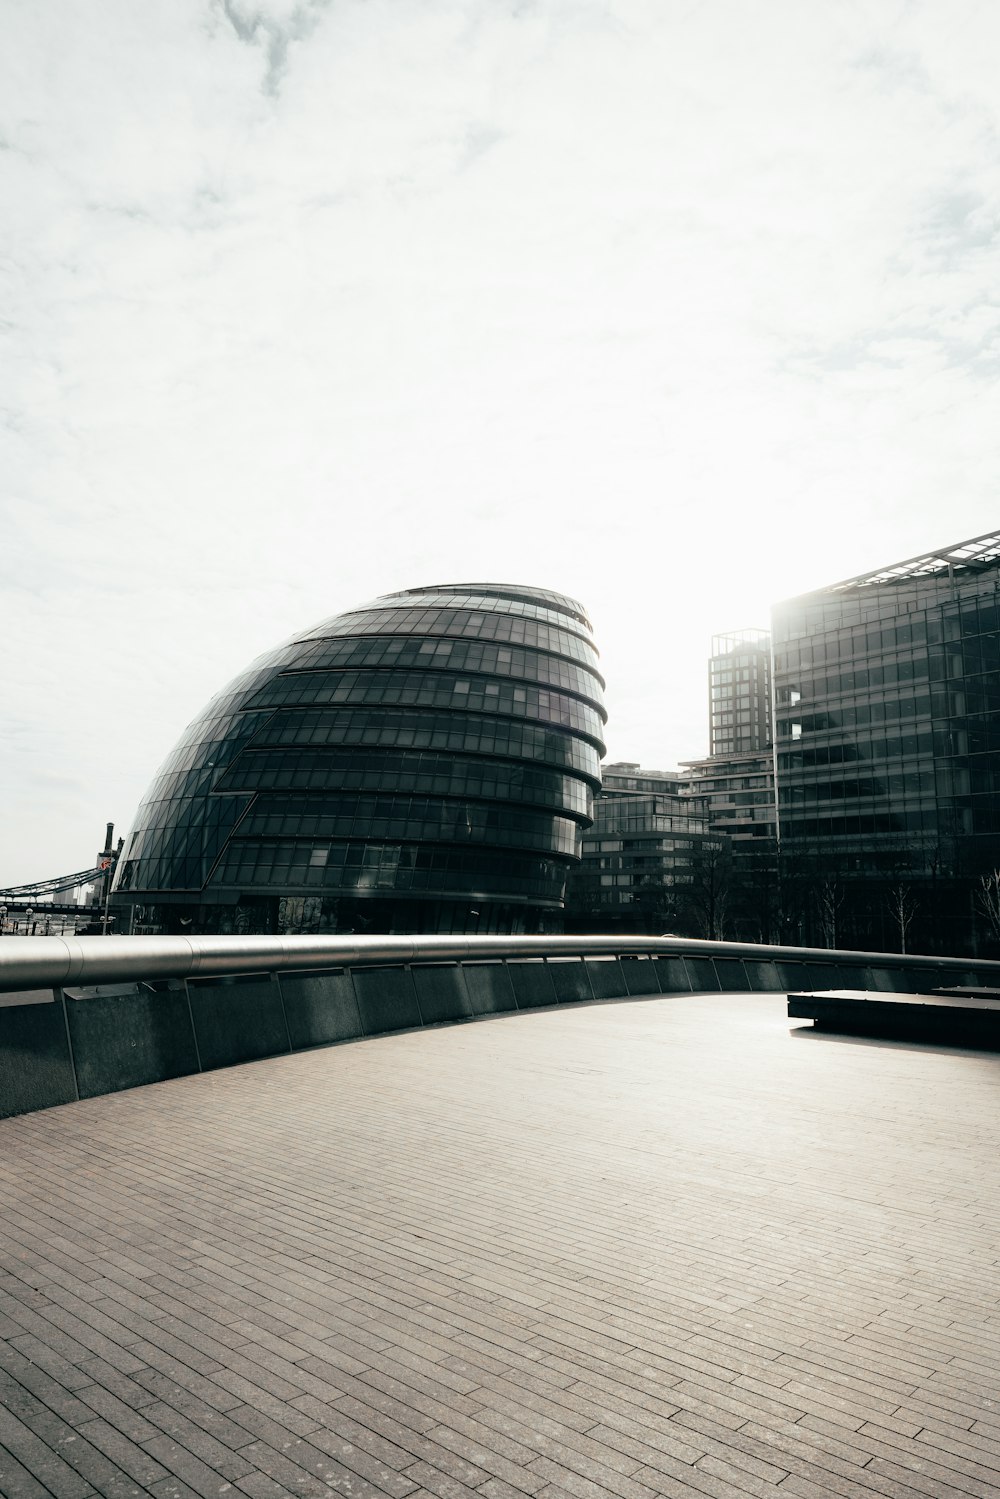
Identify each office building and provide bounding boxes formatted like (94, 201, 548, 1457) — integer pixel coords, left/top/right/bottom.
(567, 763, 727, 934)
(682, 750, 776, 844)
(113, 584, 606, 935)
(685, 626, 779, 940)
(682, 750, 778, 943)
(772, 529, 1000, 950)
(708, 629, 772, 756)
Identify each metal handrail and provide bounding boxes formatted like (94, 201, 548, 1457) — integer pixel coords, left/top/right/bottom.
(1, 932, 997, 994)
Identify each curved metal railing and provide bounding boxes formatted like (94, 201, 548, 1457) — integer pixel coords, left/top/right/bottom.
(2, 931, 998, 995)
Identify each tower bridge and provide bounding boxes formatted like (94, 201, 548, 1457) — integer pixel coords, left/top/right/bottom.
(0, 823, 121, 932)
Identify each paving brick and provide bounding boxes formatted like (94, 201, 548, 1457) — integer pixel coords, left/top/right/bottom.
(74, 1417, 168, 1486)
(141, 1401, 256, 1478)
(15, 1406, 149, 1499)
(214, 1384, 319, 1440)
(0, 1441, 60, 1499)
(133, 1362, 243, 1417)
(423, 1425, 544, 1495)
(1, 993, 999, 1499)
(654, 1411, 788, 1485)
(32, 1308, 148, 1377)
(143, 1432, 250, 1499)
(72, 1385, 160, 1443)
(636, 1458, 759, 1499)
(74, 1358, 158, 1411)
(477, 1478, 539, 1499)
(860, 1456, 974, 1499)
(234, 1473, 295, 1499)
(306, 1423, 418, 1497)
(582, 1423, 703, 1473)
(2, 1309, 96, 1370)
(148, 1472, 219, 1499)
(240, 1433, 400, 1499)
(401, 1460, 480, 1499)
(527, 1457, 656, 1499)
(0, 1406, 96, 1499)
(326, 1397, 493, 1489)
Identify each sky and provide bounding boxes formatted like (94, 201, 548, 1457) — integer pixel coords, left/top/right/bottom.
(2, 0, 1000, 886)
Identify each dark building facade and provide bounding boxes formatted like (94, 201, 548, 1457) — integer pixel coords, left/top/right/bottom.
(113, 584, 606, 935)
(683, 750, 775, 846)
(566, 763, 728, 935)
(708, 629, 772, 756)
(772, 530, 1000, 952)
(688, 629, 779, 942)
(682, 750, 778, 942)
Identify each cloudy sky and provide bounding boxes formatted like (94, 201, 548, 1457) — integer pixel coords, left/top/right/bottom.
(3, 0, 999, 886)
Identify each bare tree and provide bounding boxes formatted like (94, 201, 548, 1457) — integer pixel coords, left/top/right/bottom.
(633, 873, 682, 934)
(682, 839, 732, 940)
(887, 882, 919, 954)
(976, 869, 1000, 948)
(775, 845, 810, 945)
(815, 876, 844, 949)
(728, 841, 781, 945)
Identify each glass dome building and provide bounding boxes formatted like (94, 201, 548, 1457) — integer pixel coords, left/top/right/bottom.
(113, 583, 607, 935)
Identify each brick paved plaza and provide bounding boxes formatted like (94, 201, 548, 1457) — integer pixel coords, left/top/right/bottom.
(1, 991, 998, 1499)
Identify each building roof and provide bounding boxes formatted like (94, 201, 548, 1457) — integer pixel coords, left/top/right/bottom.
(710, 628, 770, 653)
(824, 529, 1000, 594)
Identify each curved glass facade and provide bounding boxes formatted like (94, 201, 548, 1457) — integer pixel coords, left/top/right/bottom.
(113, 583, 606, 935)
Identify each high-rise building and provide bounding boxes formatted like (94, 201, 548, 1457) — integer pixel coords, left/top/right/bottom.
(567, 623, 780, 939)
(682, 751, 776, 845)
(566, 763, 727, 934)
(771, 530, 1000, 950)
(113, 584, 606, 936)
(708, 629, 772, 756)
(682, 630, 779, 941)
(682, 749, 778, 943)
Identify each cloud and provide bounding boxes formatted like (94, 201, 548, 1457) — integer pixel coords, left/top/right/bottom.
(220, 0, 333, 96)
(2, 0, 1000, 880)
(30, 770, 87, 793)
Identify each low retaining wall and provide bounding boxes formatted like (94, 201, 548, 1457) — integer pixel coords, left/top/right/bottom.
(3, 939, 997, 1119)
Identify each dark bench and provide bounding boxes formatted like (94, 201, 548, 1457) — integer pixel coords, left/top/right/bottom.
(787, 988, 1000, 1047)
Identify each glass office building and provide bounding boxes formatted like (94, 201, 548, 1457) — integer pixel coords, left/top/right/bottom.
(112, 584, 607, 935)
(566, 763, 726, 934)
(708, 630, 772, 756)
(772, 530, 1000, 949)
(682, 750, 778, 942)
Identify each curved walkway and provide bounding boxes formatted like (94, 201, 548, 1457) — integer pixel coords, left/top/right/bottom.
(0, 992, 998, 1499)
